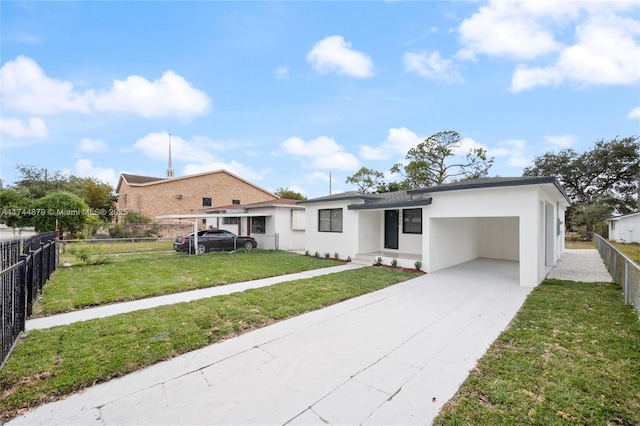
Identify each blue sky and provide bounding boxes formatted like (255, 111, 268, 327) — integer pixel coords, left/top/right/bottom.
(1, 1, 639, 199)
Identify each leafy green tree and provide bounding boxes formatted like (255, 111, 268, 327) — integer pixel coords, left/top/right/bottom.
(274, 188, 307, 200)
(70, 176, 117, 221)
(12, 165, 74, 200)
(31, 192, 90, 233)
(0, 188, 31, 227)
(390, 131, 494, 189)
(523, 136, 639, 214)
(376, 181, 410, 193)
(345, 167, 385, 193)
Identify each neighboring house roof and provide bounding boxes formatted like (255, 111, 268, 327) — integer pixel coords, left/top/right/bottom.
(606, 211, 640, 221)
(200, 198, 303, 213)
(301, 177, 571, 209)
(116, 169, 276, 197)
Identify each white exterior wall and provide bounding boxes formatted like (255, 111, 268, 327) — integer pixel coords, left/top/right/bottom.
(304, 200, 361, 260)
(358, 211, 381, 254)
(421, 185, 566, 287)
(270, 207, 305, 251)
(610, 214, 640, 243)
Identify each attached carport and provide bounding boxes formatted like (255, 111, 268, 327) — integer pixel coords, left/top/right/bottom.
(427, 216, 519, 273)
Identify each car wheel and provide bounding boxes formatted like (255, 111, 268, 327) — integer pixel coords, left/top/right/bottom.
(197, 244, 206, 254)
(243, 240, 254, 250)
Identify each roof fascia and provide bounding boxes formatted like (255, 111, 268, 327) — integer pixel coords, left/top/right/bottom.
(348, 197, 433, 210)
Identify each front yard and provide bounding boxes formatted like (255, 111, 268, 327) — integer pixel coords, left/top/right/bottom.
(37, 250, 342, 315)
(0, 264, 420, 421)
(435, 279, 640, 425)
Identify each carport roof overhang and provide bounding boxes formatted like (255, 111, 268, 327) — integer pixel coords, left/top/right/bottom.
(348, 197, 433, 210)
(156, 213, 272, 221)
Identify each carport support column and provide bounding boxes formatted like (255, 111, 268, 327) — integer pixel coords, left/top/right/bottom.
(519, 210, 539, 287)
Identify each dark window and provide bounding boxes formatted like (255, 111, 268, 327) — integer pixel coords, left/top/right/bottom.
(251, 216, 266, 234)
(202, 219, 207, 225)
(202, 197, 212, 207)
(232, 199, 240, 205)
(403, 208, 422, 234)
(223, 217, 238, 225)
(319, 208, 343, 232)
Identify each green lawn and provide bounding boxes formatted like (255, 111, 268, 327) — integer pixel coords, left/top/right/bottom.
(613, 242, 640, 265)
(434, 279, 640, 425)
(37, 250, 342, 316)
(0, 267, 420, 421)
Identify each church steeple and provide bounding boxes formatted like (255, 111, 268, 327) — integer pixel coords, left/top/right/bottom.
(167, 133, 175, 178)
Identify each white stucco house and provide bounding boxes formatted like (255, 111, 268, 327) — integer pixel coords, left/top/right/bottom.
(299, 177, 571, 287)
(606, 212, 640, 243)
(157, 199, 305, 251)
(202, 199, 306, 251)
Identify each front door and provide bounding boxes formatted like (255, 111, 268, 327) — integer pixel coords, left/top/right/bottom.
(384, 210, 399, 250)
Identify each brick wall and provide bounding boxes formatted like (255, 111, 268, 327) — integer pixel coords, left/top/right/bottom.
(117, 171, 277, 224)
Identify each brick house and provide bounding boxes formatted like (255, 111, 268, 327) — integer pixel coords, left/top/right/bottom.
(115, 170, 278, 225)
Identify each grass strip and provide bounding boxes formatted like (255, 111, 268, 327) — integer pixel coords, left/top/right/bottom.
(0, 266, 420, 420)
(38, 251, 342, 315)
(434, 279, 640, 425)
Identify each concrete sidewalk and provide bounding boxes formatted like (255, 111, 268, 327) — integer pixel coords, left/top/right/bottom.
(9, 258, 529, 425)
(26, 263, 366, 330)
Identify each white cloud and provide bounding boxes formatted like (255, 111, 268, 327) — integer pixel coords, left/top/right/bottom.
(452, 137, 488, 156)
(457, 1, 562, 61)
(360, 127, 422, 160)
(74, 159, 117, 186)
(88, 71, 210, 119)
(281, 136, 359, 170)
(0, 56, 90, 115)
(274, 66, 289, 78)
(543, 134, 576, 148)
(511, 14, 640, 92)
(0, 56, 211, 119)
(77, 137, 109, 153)
(134, 132, 214, 163)
(182, 160, 267, 182)
(307, 35, 374, 78)
(0, 117, 48, 138)
(488, 139, 530, 168)
(404, 51, 463, 83)
(628, 107, 640, 119)
(303, 171, 330, 184)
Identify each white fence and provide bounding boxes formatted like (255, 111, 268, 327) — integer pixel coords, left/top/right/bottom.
(594, 234, 640, 318)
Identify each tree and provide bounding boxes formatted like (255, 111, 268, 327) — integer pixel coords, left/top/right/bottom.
(12, 165, 74, 200)
(0, 188, 31, 227)
(31, 192, 90, 233)
(70, 176, 117, 222)
(390, 131, 494, 189)
(345, 167, 385, 193)
(523, 136, 640, 234)
(523, 136, 639, 214)
(274, 188, 307, 200)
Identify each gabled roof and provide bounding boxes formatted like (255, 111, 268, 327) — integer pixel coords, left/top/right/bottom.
(297, 191, 383, 205)
(606, 211, 640, 221)
(116, 169, 276, 197)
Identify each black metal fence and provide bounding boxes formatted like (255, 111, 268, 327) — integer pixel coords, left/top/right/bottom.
(0, 232, 58, 370)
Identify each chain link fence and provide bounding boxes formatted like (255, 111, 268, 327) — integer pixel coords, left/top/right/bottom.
(594, 233, 640, 318)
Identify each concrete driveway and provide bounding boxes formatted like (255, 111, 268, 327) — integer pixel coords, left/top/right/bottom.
(9, 258, 531, 425)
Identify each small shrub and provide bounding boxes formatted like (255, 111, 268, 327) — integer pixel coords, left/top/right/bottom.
(391, 258, 398, 268)
(375, 256, 382, 265)
(314, 251, 320, 258)
(304, 250, 309, 256)
(415, 260, 422, 270)
(334, 252, 339, 260)
(347, 256, 351, 262)
(324, 252, 330, 259)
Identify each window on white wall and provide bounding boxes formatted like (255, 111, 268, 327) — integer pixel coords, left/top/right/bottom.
(403, 208, 422, 234)
(611, 221, 616, 230)
(319, 208, 342, 232)
(291, 209, 305, 230)
(251, 216, 266, 234)
(223, 217, 238, 225)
